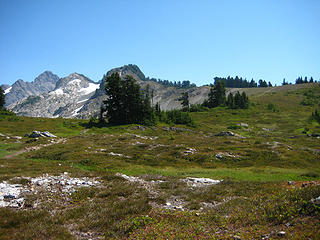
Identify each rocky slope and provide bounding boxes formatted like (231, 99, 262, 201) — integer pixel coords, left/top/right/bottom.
(7, 65, 210, 118)
(77, 64, 210, 118)
(3, 71, 59, 106)
(11, 73, 99, 118)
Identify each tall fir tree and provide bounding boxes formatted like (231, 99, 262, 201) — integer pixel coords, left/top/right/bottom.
(0, 86, 5, 110)
(102, 73, 154, 125)
(226, 93, 235, 109)
(206, 80, 226, 108)
(179, 92, 189, 111)
(241, 92, 249, 109)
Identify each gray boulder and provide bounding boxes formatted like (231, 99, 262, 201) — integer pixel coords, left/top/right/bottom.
(28, 131, 57, 138)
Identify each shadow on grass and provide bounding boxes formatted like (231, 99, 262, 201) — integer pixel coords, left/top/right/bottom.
(79, 120, 109, 129)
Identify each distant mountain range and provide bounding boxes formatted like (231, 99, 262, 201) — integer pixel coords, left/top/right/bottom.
(1, 65, 209, 118)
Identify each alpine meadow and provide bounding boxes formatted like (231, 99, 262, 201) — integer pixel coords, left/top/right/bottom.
(1, 1, 320, 239)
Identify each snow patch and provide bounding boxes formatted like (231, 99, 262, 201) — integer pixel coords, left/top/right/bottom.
(78, 83, 99, 95)
(4, 87, 12, 95)
(72, 106, 83, 116)
(77, 98, 89, 104)
(68, 79, 81, 85)
(50, 88, 64, 95)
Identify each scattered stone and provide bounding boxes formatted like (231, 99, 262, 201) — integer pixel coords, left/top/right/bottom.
(215, 131, 244, 138)
(28, 131, 57, 138)
(277, 231, 286, 237)
(311, 196, 320, 206)
(237, 123, 249, 127)
(173, 205, 183, 210)
(0, 133, 6, 137)
(262, 128, 271, 132)
(41, 131, 57, 138)
(261, 234, 270, 240)
(161, 127, 192, 132)
(130, 141, 144, 146)
(287, 181, 294, 185)
(311, 133, 320, 137)
(133, 134, 158, 140)
(183, 177, 221, 187)
(0, 174, 101, 208)
(216, 131, 235, 136)
(216, 152, 239, 159)
(132, 125, 146, 131)
(108, 152, 129, 158)
(162, 127, 170, 131)
(233, 235, 241, 240)
(0, 182, 25, 208)
(183, 148, 197, 155)
(12, 136, 22, 140)
(170, 127, 192, 132)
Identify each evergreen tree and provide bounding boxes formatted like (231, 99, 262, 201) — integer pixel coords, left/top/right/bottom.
(207, 80, 226, 108)
(142, 84, 155, 124)
(0, 86, 5, 110)
(282, 78, 288, 85)
(227, 91, 249, 109)
(258, 79, 268, 87)
(102, 73, 154, 125)
(234, 91, 241, 109)
(310, 77, 314, 83)
(179, 92, 189, 111)
(155, 102, 161, 116)
(241, 92, 249, 109)
(226, 93, 235, 109)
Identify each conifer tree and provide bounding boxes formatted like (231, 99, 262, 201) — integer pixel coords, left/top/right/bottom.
(102, 73, 154, 125)
(0, 86, 6, 110)
(226, 93, 235, 109)
(207, 80, 226, 108)
(234, 91, 241, 109)
(179, 92, 189, 111)
(241, 92, 249, 109)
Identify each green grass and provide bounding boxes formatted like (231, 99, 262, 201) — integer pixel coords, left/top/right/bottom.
(0, 83, 320, 238)
(0, 143, 22, 158)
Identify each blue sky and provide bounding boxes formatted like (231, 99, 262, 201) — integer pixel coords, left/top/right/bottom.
(0, 0, 319, 86)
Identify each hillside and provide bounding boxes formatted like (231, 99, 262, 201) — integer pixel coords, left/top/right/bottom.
(0, 83, 319, 239)
(5, 65, 318, 120)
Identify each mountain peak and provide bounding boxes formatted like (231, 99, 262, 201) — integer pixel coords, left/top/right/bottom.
(34, 71, 59, 84)
(106, 64, 145, 81)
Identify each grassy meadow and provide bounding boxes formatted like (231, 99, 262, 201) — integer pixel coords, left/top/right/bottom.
(0, 83, 320, 239)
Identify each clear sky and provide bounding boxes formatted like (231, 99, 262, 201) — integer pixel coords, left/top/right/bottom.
(0, 0, 319, 86)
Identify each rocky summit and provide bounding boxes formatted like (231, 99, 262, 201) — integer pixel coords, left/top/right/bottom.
(10, 73, 100, 118)
(3, 71, 59, 106)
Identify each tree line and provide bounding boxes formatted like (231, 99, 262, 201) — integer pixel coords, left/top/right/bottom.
(213, 76, 272, 88)
(295, 77, 315, 84)
(145, 77, 196, 89)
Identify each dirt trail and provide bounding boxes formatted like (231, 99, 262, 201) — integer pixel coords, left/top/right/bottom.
(5, 138, 66, 159)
